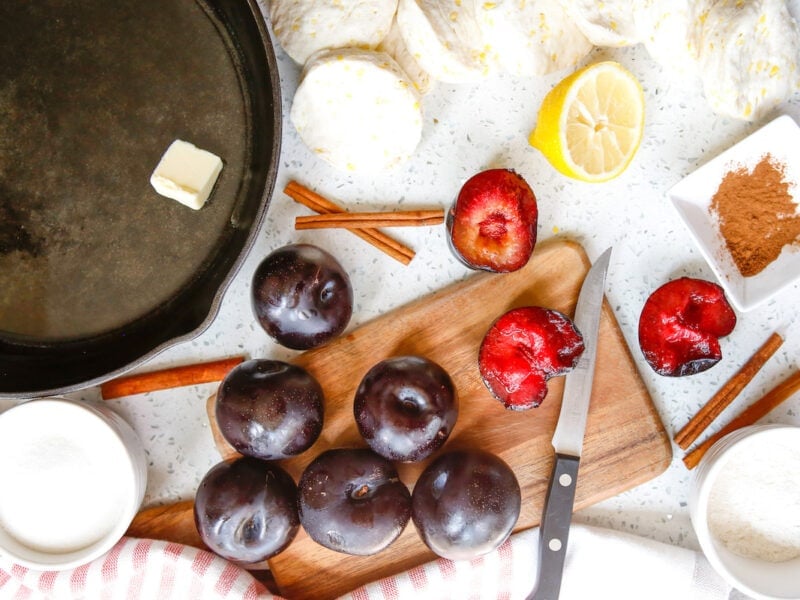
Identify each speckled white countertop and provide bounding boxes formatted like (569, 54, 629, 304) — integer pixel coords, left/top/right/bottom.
(34, 2, 800, 560)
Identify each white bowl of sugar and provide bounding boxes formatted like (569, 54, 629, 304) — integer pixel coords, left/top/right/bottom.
(690, 424, 800, 600)
(0, 397, 147, 570)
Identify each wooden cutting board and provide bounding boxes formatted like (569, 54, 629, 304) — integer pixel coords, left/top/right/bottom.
(127, 238, 672, 599)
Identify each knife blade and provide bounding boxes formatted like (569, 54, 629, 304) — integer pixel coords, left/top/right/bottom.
(527, 247, 612, 600)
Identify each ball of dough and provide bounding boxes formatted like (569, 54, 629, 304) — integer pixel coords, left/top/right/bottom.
(635, 0, 711, 78)
(378, 16, 434, 95)
(558, 0, 641, 47)
(290, 49, 423, 172)
(477, 0, 593, 77)
(269, 0, 397, 64)
(396, 0, 494, 83)
(695, 0, 800, 120)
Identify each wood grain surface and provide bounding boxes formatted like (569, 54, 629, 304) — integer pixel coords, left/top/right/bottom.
(127, 238, 672, 599)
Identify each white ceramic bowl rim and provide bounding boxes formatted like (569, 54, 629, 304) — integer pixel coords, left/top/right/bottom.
(690, 424, 800, 600)
(0, 397, 147, 571)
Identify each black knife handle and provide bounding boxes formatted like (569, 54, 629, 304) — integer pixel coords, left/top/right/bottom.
(527, 453, 580, 600)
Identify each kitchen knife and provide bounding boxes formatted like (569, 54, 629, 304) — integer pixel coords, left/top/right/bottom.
(527, 247, 612, 600)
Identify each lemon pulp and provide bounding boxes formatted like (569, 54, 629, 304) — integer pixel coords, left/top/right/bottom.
(530, 61, 645, 183)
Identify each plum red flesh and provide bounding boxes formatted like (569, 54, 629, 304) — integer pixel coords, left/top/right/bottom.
(447, 169, 538, 273)
(479, 306, 584, 410)
(638, 277, 737, 377)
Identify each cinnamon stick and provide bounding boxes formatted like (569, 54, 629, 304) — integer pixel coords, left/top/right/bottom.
(284, 181, 415, 265)
(101, 356, 244, 400)
(683, 368, 800, 469)
(295, 209, 444, 230)
(674, 331, 784, 449)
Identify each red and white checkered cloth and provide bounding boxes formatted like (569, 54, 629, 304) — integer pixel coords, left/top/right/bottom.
(0, 525, 735, 600)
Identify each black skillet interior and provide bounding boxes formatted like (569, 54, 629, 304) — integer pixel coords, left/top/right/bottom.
(0, 0, 280, 396)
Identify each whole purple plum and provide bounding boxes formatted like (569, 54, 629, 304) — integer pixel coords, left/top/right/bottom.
(194, 457, 299, 563)
(215, 359, 324, 460)
(412, 449, 520, 560)
(354, 356, 458, 462)
(297, 448, 411, 556)
(251, 243, 353, 350)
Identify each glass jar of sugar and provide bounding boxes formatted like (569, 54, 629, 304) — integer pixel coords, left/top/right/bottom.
(0, 397, 147, 570)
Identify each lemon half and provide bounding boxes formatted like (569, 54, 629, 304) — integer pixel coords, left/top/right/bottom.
(529, 61, 644, 183)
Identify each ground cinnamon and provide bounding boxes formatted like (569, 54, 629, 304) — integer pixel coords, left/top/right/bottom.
(709, 154, 800, 277)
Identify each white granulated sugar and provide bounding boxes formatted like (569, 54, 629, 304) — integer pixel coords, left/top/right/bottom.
(707, 432, 800, 562)
(0, 402, 132, 553)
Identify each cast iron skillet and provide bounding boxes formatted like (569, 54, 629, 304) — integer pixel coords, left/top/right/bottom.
(0, 0, 280, 397)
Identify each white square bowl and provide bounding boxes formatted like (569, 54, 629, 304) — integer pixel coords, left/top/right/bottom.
(668, 114, 800, 312)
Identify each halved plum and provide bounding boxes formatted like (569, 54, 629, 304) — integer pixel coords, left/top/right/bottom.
(446, 169, 538, 273)
(638, 277, 736, 376)
(479, 306, 584, 410)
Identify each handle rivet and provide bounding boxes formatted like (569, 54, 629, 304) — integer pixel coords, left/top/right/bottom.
(548, 538, 562, 552)
(558, 473, 573, 487)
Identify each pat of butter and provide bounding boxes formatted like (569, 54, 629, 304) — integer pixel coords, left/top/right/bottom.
(150, 139, 223, 210)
